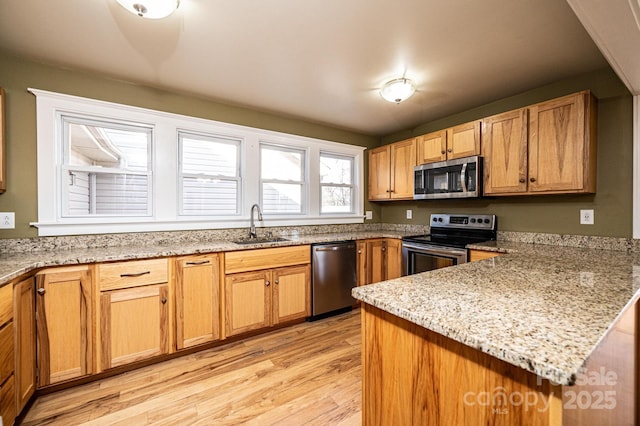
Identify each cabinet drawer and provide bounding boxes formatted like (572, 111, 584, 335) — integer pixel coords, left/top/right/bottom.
(225, 245, 311, 274)
(99, 258, 169, 291)
(0, 322, 13, 384)
(0, 284, 12, 326)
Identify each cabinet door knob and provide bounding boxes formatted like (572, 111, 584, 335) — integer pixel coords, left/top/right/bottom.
(441, 150, 446, 155)
(161, 297, 167, 304)
(37, 288, 45, 295)
(382, 247, 386, 252)
(265, 281, 271, 287)
(275, 279, 279, 285)
(358, 249, 362, 254)
(530, 177, 537, 183)
(447, 148, 452, 153)
(519, 178, 525, 183)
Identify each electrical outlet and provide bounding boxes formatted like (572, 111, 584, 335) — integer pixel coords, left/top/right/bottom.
(365, 210, 373, 220)
(580, 209, 594, 225)
(406, 209, 412, 220)
(580, 272, 594, 287)
(0, 212, 15, 229)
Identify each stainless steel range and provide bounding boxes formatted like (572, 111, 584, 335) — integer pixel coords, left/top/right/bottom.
(402, 213, 497, 276)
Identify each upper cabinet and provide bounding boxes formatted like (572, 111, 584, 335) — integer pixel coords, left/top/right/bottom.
(368, 138, 417, 201)
(483, 91, 596, 196)
(416, 121, 481, 165)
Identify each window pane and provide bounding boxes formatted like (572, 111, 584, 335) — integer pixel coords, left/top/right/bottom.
(262, 183, 302, 213)
(320, 155, 352, 184)
(182, 177, 238, 215)
(66, 171, 149, 216)
(181, 135, 239, 176)
(66, 120, 150, 172)
(261, 146, 302, 181)
(321, 186, 353, 213)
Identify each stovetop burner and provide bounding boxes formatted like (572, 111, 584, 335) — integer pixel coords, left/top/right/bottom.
(403, 213, 497, 248)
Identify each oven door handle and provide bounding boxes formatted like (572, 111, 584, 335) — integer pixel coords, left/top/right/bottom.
(402, 242, 467, 257)
(460, 163, 468, 193)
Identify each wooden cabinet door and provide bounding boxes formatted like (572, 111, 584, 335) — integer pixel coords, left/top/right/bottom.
(14, 278, 35, 413)
(482, 108, 528, 195)
(389, 139, 416, 199)
(368, 145, 391, 200)
(417, 131, 447, 164)
(529, 92, 589, 193)
(367, 239, 386, 284)
(272, 265, 310, 325)
(384, 239, 402, 280)
(36, 266, 93, 387)
(225, 271, 271, 337)
(0, 375, 16, 426)
(100, 284, 169, 370)
(356, 241, 368, 286)
(175, 254, 221, 350)
(447, 120, 481, 160)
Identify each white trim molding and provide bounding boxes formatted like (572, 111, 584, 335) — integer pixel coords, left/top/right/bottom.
(633, 95, 640, 238)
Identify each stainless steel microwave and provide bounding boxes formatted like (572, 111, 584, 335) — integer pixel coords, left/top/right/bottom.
(414, 155, 482, 199)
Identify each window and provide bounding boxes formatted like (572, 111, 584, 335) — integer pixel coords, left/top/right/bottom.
(320, 153, 354, 214)
(260, 144, 306, 214)
(179, 132, 241, 216)
(62, 115, 152, 217)
(31, 89, 365, 236)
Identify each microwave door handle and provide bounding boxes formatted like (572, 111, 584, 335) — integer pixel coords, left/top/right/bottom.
(460, 163, 468, 192)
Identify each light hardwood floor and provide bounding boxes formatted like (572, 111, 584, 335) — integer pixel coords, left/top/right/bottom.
(22, 310, 361, 426)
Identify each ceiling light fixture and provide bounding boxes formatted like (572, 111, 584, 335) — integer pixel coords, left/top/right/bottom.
(116, 0, 180, 19)
(380, 78, 416, 104)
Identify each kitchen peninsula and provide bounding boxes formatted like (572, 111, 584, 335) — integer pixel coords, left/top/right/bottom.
(353, 242, 639, 425)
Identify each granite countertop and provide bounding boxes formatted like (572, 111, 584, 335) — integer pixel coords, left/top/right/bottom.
(0, 230, 414, 287)
(353, 241, 640, 386)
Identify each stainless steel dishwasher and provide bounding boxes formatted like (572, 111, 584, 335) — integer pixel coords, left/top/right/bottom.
(310, 241, 357, 320)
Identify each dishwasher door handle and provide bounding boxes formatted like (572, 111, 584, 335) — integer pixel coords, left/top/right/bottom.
(314, 244, 356, 252)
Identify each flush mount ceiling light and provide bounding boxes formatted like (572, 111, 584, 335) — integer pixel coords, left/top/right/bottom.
(380, 78, 416, 104)
(116, 0, 180, 19)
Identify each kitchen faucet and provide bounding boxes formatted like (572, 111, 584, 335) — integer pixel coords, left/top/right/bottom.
(249, 203, 263, 239)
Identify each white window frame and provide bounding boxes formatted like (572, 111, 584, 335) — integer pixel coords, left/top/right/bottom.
(30, 89, 365, 236)
(259, 143, 308, 215)
(319, 152, 356, 215)
(633, 95, 640, 238)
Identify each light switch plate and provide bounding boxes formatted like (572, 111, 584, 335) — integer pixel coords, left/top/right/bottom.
(0, 212, 15, 229)
(365, 211, 373, 220)
(406, 209, 412, 219)
(580, 209, 594, 225)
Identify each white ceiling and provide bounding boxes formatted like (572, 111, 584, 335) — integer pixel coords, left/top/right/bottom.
(0, 0, 609, 136)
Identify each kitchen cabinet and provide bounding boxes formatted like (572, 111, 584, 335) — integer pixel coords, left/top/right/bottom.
(224, 246, 310, 337)
(368, 138, 417, 200)
(357, 238, 402, 286)
(483, 91, 596, 196)
(469, 249, 501, 262)
(416, 121, 481, 164)
(36, 266, 93, 387)
(98, 259, 170, 370)
(14, 277, 35, 414)
(175, 254, 221, 349)
(0, 283, 15, 426)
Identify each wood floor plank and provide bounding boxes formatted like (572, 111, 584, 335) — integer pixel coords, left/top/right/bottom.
(22, 310, 361, 425)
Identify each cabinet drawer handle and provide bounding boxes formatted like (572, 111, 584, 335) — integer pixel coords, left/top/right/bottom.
(161, 297, 167, 304)
(186, 260, 210, 265)
(37, 288, 45, 295)
(530, 177, 537, 183)
(120, 271, 151, 278)
(265, 280, 271, 287)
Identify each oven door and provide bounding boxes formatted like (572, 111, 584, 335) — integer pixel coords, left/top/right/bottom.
(401, 242, 468, 276)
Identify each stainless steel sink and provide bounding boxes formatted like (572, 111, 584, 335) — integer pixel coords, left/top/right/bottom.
(232, 237, 289, 245)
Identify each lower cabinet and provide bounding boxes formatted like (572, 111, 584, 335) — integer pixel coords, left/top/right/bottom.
(0, 375, 15, 426)
(100, 284, 170, 370)
(224, 246, 311, 338)
(225, 265, 311, 337)
(36, 266, 93, 387)
(175, 254, 221, 350)
(0, 282, 15, 426)
(357, 238, 402, 286)
(469, 249, 501, 262)
(14, 277, 36, 413)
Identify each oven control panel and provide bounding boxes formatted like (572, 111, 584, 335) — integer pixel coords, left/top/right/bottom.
(430, 213, 496, 230)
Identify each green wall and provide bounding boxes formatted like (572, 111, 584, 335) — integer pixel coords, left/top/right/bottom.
(377, 68, 633, 237)
(0, 51, 379, 238)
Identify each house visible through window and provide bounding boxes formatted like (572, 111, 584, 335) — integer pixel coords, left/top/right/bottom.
(179, 132, 241, 216)
(320, 153, 354, 213)
(62, 115, 152, 217)
(260, 144, 306, 214)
